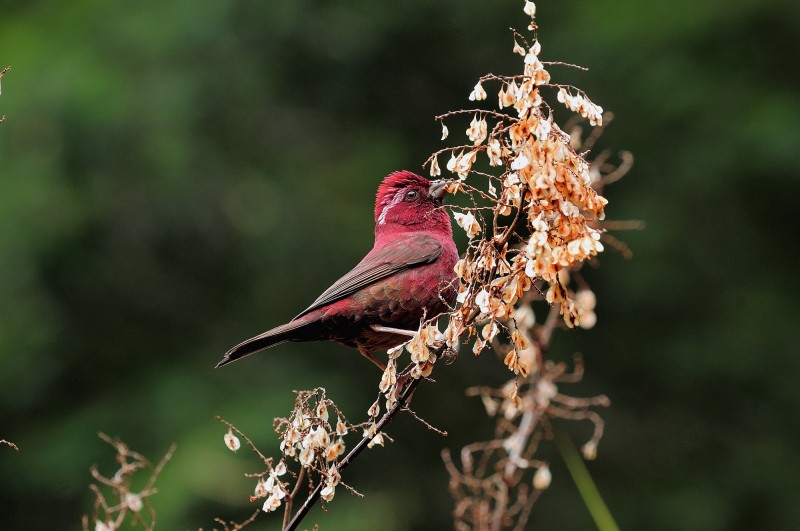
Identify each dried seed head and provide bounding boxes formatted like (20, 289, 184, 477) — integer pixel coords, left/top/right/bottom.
(124, 492, 143, 513)
(224, 429, 241, 452)
(533, 464, 552, 490)
(582, 441, 598, 461)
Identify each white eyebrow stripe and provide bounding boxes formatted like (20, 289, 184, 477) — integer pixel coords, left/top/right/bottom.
(378, 188, 407, 225)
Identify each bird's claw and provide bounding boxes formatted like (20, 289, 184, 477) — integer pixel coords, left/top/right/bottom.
(427, 338, 457, 365)
(393, 371, 414, 401)
(440, 346, 459, 365)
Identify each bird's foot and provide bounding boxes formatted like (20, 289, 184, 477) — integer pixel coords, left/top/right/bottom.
(439, 344, 459, 365)
(370, 324, 418, 338)
(358, 347, 387, 371)
(393, 370, 416, 403)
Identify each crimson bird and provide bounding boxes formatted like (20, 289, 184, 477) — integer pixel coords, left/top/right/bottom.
(216, 171, 458, 370)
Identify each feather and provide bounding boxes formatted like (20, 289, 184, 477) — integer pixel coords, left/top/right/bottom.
(295, 235, 442, 318)
(215, 319, 317, 368)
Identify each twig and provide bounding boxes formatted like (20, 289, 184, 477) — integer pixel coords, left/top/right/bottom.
(84, 433, 174, 531)
(494, 184, 529, 248)
(214, 509, 261, 531)
(401, 405, 448, 436)
(216, 416, 272, 466)
(542, 61, 589, 71)
(0, 65, 10, 123)
(283, 467, 306, 529)
(435, 109, 514, 122)
(601, 150, 633, 185)
(145, 443, 176, 492)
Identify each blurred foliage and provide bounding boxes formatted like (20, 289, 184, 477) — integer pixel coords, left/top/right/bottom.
(1, 0, 799, 529)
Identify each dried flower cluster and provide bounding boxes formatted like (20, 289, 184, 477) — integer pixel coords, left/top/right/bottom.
(273, 389, 352, 504)
(217, 341, 454, 530)
(81, 433, 175, 531)
(381, 323, 448, 403)
(444, 349, 611, 530)
(425, 2, 632, 529)
(427, 4, 608, 360)
(217, 388, 383, 529)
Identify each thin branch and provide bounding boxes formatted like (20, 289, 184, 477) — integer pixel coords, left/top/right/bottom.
(542, 61, 589, 71)
(283, 467, 306, 530)
(214, 509, 261, 531)
(0, 439, 19, 451)
(145, 443, 176, 491)
(494, 184, 529, 248)
(435, 109, 514, 122)
(216, 416, 272, 466)
(601, 150, 634, 185)
(401, 405, 448, 436)
(0, 65, 10, 123)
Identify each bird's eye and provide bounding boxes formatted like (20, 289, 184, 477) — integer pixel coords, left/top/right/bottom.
(404, 189, 419, 201)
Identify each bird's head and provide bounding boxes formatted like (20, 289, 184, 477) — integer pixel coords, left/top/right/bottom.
(374, 171, 452, 236)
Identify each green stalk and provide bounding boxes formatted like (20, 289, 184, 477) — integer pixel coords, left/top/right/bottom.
(555, 428, 620, 531)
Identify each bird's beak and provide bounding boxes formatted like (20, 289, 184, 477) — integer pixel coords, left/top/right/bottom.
(428, 179, 451, 205)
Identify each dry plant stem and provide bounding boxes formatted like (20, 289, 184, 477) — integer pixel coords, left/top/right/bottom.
(600, 151, 634, 185)
(282, 467, 306, 530)
(488, 305, 560, 531)
(494, 184, 528, 248)
(1, 439, 19, 451)
(83, 433, 175, 531)
(214, 509, 261, 531)
(216, 416, 272, 466)
(536, 299, 562, 354)
(146, 443, 176, 492)
(512, 490, 543, 531)
(402, 404, 448, 436)
(1, 65, 10, 123)
(285, 372, 425, 531)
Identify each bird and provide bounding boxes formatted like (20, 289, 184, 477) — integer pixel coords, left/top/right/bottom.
(216, 171, 459, 370)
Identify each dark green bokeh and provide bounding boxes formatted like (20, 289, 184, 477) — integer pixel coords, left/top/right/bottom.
(1, 0, 798, 529)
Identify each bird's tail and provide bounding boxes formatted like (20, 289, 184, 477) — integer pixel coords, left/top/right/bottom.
(216, 319, 316, 368)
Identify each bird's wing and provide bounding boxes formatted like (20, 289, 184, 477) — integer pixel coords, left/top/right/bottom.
(295, 235, 443, 319)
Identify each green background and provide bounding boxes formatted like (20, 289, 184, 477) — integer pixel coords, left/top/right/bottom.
(1, 0, 798, 529)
